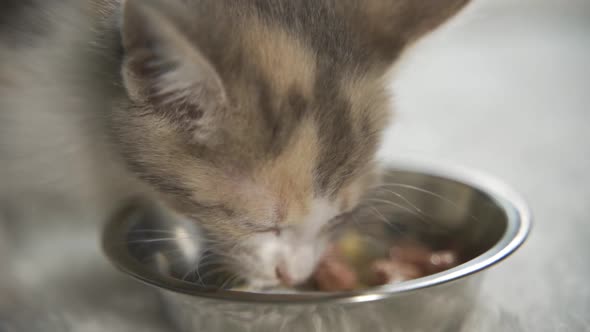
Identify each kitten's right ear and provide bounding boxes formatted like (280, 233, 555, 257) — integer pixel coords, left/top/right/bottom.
(121, 0, 228, 143)
(351, 0, 471, 63)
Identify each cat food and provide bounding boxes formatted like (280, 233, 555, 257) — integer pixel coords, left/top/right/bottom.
(313, 252, 358, 291)
(311, 237, 460, 291)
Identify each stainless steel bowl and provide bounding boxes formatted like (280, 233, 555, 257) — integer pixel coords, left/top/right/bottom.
(102, 164, 531, 332)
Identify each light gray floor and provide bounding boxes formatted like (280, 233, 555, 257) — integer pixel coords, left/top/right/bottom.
(1, 1, 588, 331)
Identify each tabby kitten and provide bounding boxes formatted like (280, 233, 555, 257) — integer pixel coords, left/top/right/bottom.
(0, 0, 470, 288)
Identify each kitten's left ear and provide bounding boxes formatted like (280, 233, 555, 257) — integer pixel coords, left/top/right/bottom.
(121, 0, 228, 142)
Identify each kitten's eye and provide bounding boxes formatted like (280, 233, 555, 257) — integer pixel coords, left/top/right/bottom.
(258, 227, 282, 236)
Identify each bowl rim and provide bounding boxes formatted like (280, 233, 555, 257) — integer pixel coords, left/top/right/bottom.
(102, 161, 532, 305)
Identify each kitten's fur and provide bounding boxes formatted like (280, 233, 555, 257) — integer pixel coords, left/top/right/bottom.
(0, 0, 470, 288)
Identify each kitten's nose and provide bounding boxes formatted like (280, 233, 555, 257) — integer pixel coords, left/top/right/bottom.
(275, 265, 293, 286)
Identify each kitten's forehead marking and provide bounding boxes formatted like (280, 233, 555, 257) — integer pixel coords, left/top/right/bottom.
(254, 118, 319, 225)
(240, 15, 317, 99)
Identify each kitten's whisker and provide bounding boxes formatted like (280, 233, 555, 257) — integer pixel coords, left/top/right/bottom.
(373, 183, 481, 223)
(198, 267, 233, 283)
(194, 256, 223, 285)
(354, 203, 402, 232)
(196, 251, 216, 259)
(203, 248, 241, 262)
(107, 237, 193, 247)
(374, 183, 457, 206)
(365, 205, 394, 226)
(187, 256, 222, 286)
(196, 270, 226, 281)
(181, 263, 199, 283)
(230, 276, 246, 289)
(124, 236, 194, 244)
(206, 243, 245, 265)
(194, 260, 226, 270)
(220, 274, 241, 289)
(350, 214, 362, 227)
(365, 198, 431, 224)
(200, 255, 235, 269)
(373, 188, 426, 214)
(128, 229, 195, 235)
(140, 247, 185, 260)
(200, 257, 233, 267)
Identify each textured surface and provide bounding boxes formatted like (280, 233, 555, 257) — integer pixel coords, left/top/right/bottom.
(1, 0, 589, 331)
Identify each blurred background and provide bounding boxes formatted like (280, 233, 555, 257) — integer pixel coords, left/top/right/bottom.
(383, 0, 590, 330)
(1, 0, 589, 331)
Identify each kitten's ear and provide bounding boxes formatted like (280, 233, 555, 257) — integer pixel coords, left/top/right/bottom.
(121, 0, 227, 141)
(354, 0, 471, 61)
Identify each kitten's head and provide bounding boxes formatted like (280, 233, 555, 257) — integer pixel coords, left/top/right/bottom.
(112, 0, 470, 288)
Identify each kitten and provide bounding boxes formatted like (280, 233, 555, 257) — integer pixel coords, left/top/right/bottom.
(0, 0, 470, 289)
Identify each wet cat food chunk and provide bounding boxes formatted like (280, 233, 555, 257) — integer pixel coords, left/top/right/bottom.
(426, 250, 459, 274)
(389, 242, 459, 275)
(312, 239, 460, 291)
(371, 259, 424, 285)
(313, 257, 358, 291)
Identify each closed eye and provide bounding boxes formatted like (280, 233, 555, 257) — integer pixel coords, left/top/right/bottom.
(256, 226, 282, 236)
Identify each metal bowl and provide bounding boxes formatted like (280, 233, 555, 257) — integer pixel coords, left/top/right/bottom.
(102, 164, 531, 332)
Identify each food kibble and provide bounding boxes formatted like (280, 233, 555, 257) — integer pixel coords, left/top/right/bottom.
(312, 238, 460, 291)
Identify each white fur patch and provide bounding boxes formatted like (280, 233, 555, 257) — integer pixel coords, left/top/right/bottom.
(239, 198, 338, 288)
(300, 198, 340, 237)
